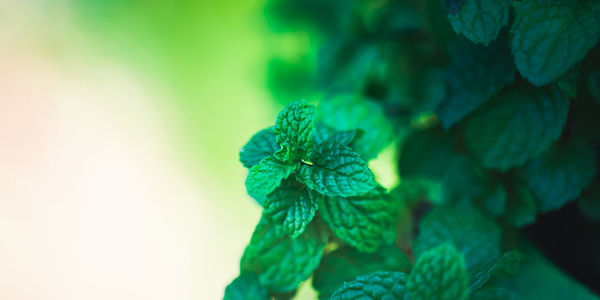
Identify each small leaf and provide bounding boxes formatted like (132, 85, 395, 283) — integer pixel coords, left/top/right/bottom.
(317, 95, 395, 160)
(464, 86, 569, 171)
(511, 0, 600, 86)
(504, 186, 537, 228)
(331, 271, 408, 300)
(313, 245, 412, 299)
(240, 217, 328, 292)
(240, 127, 280, 169)
(298, 143, 377, 197)
(413, 205, 502, 270)
(320, 187, 396, 252)
(224, 273, 270, 300)
(518, 139, 597, 212)
(263, 178, 320, 238)
(438, 37, 515, 129)
(470, 250, 526, 291)
(448, 0, 511, 45)
(274, 100, 316, 160)
(407, 244, 471, 300)
(245, 156, 295, 200)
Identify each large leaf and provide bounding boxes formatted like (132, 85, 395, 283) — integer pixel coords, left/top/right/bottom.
(511, 0, 600, 86)
(319, 187, 395, 252)
(464, 86, 569, 170)
(240, 217, 328, 292)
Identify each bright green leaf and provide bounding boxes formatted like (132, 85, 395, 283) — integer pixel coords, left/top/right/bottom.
(298, 142, 377, 197)
(263, 178, 319, 238)
(464, 86, 569, 170)
(407, 244, 471, 300)
(319, 187, 395, 252)
(312, 245, 412, 299)
(245, 156, 295, 200)
(511, 0, 600, 86)
(448, 0, 511, 45)
(274, 100, 316, 160)
(519, 139, 597, 212)
(240, 217, 328, 292)
(413, 205, 502, 270)
(224, 273, 270, 300)
(438, 37, 515, 129)
(331, 271, 408, 300)
(240, 127, 280, 169)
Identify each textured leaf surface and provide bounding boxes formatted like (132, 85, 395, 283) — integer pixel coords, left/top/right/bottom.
(470, 250, 525, 291)
(263, 178, 319, 237)
(464, 87, 569, 170)
(317, 95, 395, 160)
(298, 143, 376, 197)
(448, 0, 510, 45)
(312, 245, 412, 299)
(511, 0, 600, 86)
(223, 273, 270, 300)
(519, 140, 597, 212)
(438, 38, 515, 129)
(413, 205, 501, 270)
(331, 271, 408, 300)
(245, 156, 295, 200)
(274, 101, 316, 160)
(407, 244, 471, 300)
(240, 127, 279, 169)
(240, 217, 328, 292)
(320, 187, 395, 252)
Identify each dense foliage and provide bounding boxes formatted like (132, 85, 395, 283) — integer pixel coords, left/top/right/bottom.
(227, 0, 600, 299)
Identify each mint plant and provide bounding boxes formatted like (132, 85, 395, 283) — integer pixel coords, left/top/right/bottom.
(226, 0, 600, 298)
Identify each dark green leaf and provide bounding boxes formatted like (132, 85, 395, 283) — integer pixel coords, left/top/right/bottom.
(223, 273, 270, 300)
(413, 205, 502, 270)
(438, 37, 515, 129)
(320, 187, 395, 252)
(519, 139, 597, 212)
(504, 185, 537, 227)
(407, 244, 471, 300)
(312, 245, 412, 299)
(331, 271, 408, 300)
(511, 0, 600, 86)
(448, 0, 511, 45)
(464, 86, 569, 170)
(470, 250, 526, 291)
(240, 217, 328, 292)
(578, 183, 600, 222)
(263, 178, 320, 238)
(471, 288, 522, 300)
(240, 127, 279, 169)
(274, 100, 316, 160)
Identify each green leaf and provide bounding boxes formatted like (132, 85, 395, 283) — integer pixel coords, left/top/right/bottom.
(312, 245, 412, 299)
(240, 127, 280, 169)
(263, 178, 319, 238)
(317, 95, 395, 160)
(413, 205, 502, 270)
(482, 184, 507, 217)
(470, 250, 525, 291)
(464, 86, 569, 170)
(298, 142, 377, 197)
(518, 139, 597, 212)
(312, 124, 359, 147)
(224, 273, 270, 300)
(578, 183, 600, 222)
(331, 271, 408, 300)
(511, 0, 600, 86)
(407, 244, 471, 300)
(319, 187, 395, 252)
(240, 216, 328, 292)
(448, 0, 511, 45)
(504, 185, 537, 228)
(245, 156, 295, 200)
(274, 100, 316, 160)
(438, 37, 515, 129)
